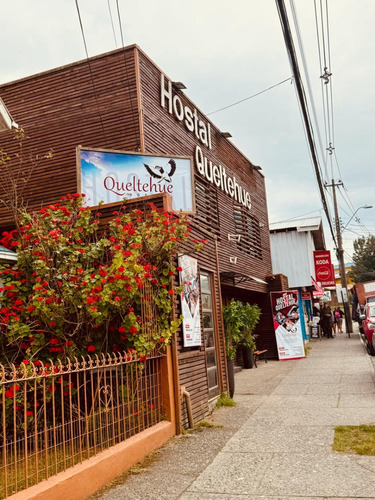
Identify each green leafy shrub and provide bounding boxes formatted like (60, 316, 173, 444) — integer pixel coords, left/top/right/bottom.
(222, 299, 261, 359)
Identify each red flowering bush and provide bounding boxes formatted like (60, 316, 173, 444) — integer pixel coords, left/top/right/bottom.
(0, 194, 194, 365)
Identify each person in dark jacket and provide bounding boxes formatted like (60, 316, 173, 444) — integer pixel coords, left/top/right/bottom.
(320, 303, 334, 338)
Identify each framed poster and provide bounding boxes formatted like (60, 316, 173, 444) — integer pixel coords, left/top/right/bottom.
(178, 255, 201, 347)
(77, 147, 195, 213)
(271, 290, 305, 360)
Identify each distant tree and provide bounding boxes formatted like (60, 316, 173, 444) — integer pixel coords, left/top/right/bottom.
(348, 235, 375, 282)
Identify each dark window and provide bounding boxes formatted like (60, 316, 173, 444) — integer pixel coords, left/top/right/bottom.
(233, 205, 262, 260)
(194, 180, 220, 235)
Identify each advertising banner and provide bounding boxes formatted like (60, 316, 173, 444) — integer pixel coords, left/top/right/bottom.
(178, 255, 201, 347)
(270, 291, 305, 360)
(313, 250, 335, 286)
(78, 147, 195, 213)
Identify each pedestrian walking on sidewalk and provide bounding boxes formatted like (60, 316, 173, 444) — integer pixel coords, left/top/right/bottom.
(333, 306, 344, 334)
(320, 303, 334, 338)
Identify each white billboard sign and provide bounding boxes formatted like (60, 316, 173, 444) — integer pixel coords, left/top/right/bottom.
(78, 147, 195, 212)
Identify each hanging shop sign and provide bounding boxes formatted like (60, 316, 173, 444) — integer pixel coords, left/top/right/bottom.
(270, 290, 305, 361)
(311, 276, 325, 298)
(301, 292, 311, 301)
(160, 75, 252, 210)
(77, 147, 195, 213)
(313, 250, 335, 287)
(178, 255, 202, 347)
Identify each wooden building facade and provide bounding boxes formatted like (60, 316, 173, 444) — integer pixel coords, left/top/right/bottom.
(0, 44, 278, 428)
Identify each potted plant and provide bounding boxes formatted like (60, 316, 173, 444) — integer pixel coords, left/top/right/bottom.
(223, 300, 244, 398)
(239, 303, 261, 369)
(222, 300, 261, 396)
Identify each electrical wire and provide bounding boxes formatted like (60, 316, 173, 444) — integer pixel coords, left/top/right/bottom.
(107, 0, 118, 48)
(290, 0, 328, 180)
(275, 0, 336, 247)
(74, 0, 109, 147)
(270, 208, 324, 224)
(206, 77, 292, 116)
(115, 0, 141, 151)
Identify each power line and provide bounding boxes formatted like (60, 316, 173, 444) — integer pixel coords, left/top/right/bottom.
(275, 0, 336, 247)
(206, 77, 292, 116)
(74, 0, 109, 147)
(290, 0, 327, 181)
(115, 0, 141, 151)
(107, 0, 118, 48)
(270, 208, 324, 224)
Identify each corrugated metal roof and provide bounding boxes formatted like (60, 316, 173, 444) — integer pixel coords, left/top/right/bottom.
(269, 217, 322, 232)
(269, 216, 325, 251)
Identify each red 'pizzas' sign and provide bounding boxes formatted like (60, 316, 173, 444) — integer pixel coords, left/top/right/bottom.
(313, 250, 335, 286)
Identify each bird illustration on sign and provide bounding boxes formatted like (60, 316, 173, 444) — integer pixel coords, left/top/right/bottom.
(143, 159, 176, 183)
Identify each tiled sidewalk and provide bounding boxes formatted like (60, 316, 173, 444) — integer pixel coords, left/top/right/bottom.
(96, 331, 375, 500)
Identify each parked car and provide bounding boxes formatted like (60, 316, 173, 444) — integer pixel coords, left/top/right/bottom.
(359, 304, 375, 356)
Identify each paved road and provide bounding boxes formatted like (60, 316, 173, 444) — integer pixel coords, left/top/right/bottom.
(95, 330, 375, 499)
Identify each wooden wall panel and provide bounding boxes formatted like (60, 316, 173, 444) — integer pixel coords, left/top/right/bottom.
(0, 45, 278, 427)
(137, 49, 272, 292)
(0, 47, 141, 225)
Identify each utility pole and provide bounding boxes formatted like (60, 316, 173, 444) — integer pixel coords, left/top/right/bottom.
(328, 179, 353, 334)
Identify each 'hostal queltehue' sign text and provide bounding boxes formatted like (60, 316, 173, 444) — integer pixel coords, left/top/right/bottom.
(160, 75, 252, 210)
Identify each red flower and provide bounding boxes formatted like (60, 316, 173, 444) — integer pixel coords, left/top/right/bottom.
(5, 389, 13, 398)
(176, 266, 183, 272)
(50, 338, 59, 345)
(167, 290, 174, 295)
(118, 326, 126, 333)
(87, 345, 96, 353)
(26, 410, 33, 417)
(114, 296, 121, 302)
(22, 360, 29, 365)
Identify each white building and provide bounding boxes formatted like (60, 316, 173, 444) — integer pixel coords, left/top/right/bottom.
(269, 217, 326, 288)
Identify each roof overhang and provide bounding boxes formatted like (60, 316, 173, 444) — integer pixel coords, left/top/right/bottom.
(220, 271, 268, 286)
(0, 246, 17, 263)
(0, 97, 18, 132)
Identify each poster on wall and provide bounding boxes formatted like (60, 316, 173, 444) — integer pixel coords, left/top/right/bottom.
(77, 147, 195, 213)
(178, 255, 201, 347)
(270, 291, 305, 361)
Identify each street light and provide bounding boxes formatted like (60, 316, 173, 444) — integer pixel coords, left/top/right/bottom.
(342, 205, 373, 232)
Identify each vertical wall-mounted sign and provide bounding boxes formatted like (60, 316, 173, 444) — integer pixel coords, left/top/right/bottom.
(77, 147, 195, 213)
(178, 255, 201, 347)
(313, 250, 335, 287)
(270, 290, 305, 360)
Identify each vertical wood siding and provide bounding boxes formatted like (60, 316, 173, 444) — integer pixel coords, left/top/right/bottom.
(0, 45, 278, 427)
(0, 47, 140, 225)
(136, 48, 276, 419)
